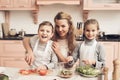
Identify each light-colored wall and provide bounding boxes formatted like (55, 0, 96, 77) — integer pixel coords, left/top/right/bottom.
(0, 4, 120, 34)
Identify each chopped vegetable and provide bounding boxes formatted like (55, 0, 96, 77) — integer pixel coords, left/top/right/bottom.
(0, 74, 9, 80)
(76, 65, 100, 76)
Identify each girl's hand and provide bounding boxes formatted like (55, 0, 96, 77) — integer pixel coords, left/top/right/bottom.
(25, 51, 34, 65)
(82, 59, 96, 65)
(52, 41, 60, 54)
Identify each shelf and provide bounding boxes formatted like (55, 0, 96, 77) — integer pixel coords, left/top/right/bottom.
(36, 0, 80, 5)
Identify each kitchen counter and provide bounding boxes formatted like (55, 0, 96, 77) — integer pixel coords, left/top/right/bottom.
(1, 67, 112, 80)
(0, 34, 119, 41)
(0, 34, 36, 40)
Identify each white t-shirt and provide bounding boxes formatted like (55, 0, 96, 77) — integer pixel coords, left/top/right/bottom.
(30, 35, 58, 69)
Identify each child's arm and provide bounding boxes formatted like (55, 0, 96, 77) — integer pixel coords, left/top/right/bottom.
(72, 44, 81, 62)
(23, 37, 34, 65)
(95, 44, 105, 69)
(45, 50, 58, 69)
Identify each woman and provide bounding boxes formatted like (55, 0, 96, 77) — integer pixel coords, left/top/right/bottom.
(52, 12, 76, 62)
(23, 12, 76, 65)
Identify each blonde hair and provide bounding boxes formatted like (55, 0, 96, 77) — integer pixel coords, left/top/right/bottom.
(84, 19, 99, 30)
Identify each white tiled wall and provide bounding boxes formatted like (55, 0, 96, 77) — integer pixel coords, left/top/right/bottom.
(0, 4, 120, 34)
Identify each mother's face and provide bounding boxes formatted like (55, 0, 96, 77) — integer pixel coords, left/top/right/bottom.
(55, 19, 69, 39)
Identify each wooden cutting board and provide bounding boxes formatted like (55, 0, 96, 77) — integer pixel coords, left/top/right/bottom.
(2, 23, 9, 37)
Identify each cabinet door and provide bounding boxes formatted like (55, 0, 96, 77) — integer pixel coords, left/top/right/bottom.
(0, 41, 3, 53)
(13, 0, 32, 9)
(0, 0, 12, 9)
(101, 42, 119, 71)
(119, 42, 120, 59)
(84, 0, 120, 10)
(37, 0, 80, 5)
(0, 57, 29, 68)
(0, 40, 25, 57)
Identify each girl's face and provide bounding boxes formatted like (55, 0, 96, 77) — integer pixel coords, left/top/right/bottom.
(84, 24, 98, 40)
(55, 19, 69, 39)
(38, 25, 53, 43)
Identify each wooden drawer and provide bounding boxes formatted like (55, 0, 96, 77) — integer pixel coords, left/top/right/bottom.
(0, 57, 29, 68)
(0, 40, 25, 57)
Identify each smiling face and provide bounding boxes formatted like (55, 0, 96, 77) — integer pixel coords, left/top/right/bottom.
(84, 24, 98, 40)
(38, 25, 53, 43)
(55, 19, 69, 39)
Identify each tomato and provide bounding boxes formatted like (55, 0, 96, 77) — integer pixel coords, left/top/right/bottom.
(38, 69, 47, 76)
(29, 69, 36, 73)
(19, 69, 31, 75)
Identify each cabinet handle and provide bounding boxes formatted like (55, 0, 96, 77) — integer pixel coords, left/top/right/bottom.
(0, 6, 7, 8)
(104, 5, 111, 7)
(19, 6, 25, 8)
(14, 58, 24, 61)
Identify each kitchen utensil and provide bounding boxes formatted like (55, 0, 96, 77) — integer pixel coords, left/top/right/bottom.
(0, 24, 3, 38)
(19, 29, 25, 38)
(1, 23, 9, 37)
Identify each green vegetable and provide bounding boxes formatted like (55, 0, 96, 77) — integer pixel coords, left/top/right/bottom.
(0, 74, 9, 80)
(76, 65, 100, 76)
(60, 69, 72, 76)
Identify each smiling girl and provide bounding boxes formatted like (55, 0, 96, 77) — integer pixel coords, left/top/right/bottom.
(72, 19, 105, 69)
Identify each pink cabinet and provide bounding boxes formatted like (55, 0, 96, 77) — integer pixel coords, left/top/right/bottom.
(0, 0, 12, 9)
(0, 40, 29, 68)
(37, 0, 80, 5)
(83, 0, 120, 10)
(100, 42, 119, 71)
(13, 0, 36, 10)
(0, 57, 28, 68)
(0, 0, 36, 10)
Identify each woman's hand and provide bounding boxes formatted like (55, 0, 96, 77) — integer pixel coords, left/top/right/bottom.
(82, 59, 96, 65)
(66, 56, 73, 62)
(25, 51, 34, 65)
(52, 41, 60, 54)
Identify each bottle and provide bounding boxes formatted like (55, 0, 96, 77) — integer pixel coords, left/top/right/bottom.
(19, 29, 25, 38)
(0, 30, 3, 38)
(75, 22, 83, 40)
(79, 22, 83, 36)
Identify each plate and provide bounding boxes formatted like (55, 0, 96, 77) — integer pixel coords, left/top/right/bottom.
(79, 73, 98, 78)
(58, 74, 72, 78)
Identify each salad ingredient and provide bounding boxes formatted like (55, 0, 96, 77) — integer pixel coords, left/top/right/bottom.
(38, 69, 47, 76)
(0, 74, 9, 80)
(76, 65, 100, 76)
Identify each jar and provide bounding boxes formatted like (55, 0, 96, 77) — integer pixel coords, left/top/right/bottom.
(19, 29, 25, 38)
(9, 29, 17, 36)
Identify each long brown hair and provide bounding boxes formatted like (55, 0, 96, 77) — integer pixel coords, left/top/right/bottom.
(52, 12, 75, 54)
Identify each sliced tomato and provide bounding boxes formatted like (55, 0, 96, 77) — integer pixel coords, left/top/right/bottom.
(19, 69, 31, 75)
(29, 69, 36, 73)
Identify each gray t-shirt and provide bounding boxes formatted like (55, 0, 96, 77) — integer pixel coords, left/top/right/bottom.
(72, 39, 105, 69)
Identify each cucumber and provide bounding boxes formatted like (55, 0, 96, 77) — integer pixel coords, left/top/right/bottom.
(0, 74, 9, 80)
